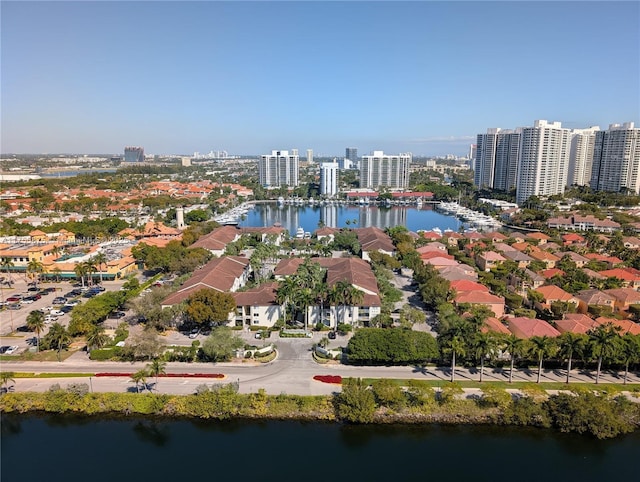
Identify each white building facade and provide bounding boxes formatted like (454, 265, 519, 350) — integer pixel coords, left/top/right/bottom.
(320, 161, 339, 197)
(259, 150, 300, 188)
(474, 128, 521, 191)
(590, 122, 640, 194)
(360, 151, 411, 189)
(516, 120, 572, 205)
(567, 127, 600, 187)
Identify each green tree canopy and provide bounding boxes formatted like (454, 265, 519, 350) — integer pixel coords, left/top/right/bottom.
(185, 289, 236, 327)
(200, 326, 244, 362)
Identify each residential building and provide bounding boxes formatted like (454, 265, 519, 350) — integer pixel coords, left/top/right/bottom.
(474, 128, 520, 191)
(124, 146, 144, 162)
(574, 289, 616, 315)
(590, 122, 640, 194)
(345, 147, 358, 163)
(306, 149, 313, 164)
(506, 317, 561, 339)
(320, 161, 339, 197)
(360, 151, 411, 189)
(567, 127, 599, 187)
(259, 150, 299, 188)
(232, 282, 283, 328)
(516, 120, 572, 205)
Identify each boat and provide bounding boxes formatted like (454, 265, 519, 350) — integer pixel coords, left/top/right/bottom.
(277, 196, 285, 206)
(295, 227, 305, 239)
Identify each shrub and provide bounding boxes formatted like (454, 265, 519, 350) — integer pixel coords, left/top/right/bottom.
(503, 396, 551, 428)
(347, 328, 439, 365)
(335, 378, 376, 423)
(90, 347, 120, 361)
(372, 379, 406, 410)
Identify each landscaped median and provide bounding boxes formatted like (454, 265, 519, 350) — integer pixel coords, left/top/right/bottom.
(94, 373, 225, 379)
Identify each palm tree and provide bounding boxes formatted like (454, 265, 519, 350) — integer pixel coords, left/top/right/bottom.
(619, 334, 640, 385)
(275, 276, 298, 328)
(47, 323, 71, 361)
(130, 369, 148, 393)
(502, 335, 525, 383)
(0, 371, 16, 392)
(588, 322, 621, 384)
(26, 259, 44, 288)
(92, 252, 108, 283)
(473, 332, 498, 383)
(84, 260, 97, 286)
(146, 358, 167, 390)
(51, 267, 62, 283)
(528, 335, 557, 383)
(444, 335, 466, 383)
(329, 280, 352, 328)
(74, 262, 88, 288)
(1, 258, 15, 284)
(558, 332, 587, 384)
(86, 325, 110, 351)
(26, 310, 45, 352)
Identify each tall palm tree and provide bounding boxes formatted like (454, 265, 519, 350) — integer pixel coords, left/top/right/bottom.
(444, 335, 466, 383)
(275, 276, 298, 328)
(1, 258, 15, 283)
(329, 280, 353, 328)
(26, 259, 44, 288)
(502, 334, 525, 383)
(0, 371, 16, 392)
(146, 358, 167, 390)
(26, 310, 45, 352)
(86, 325, 110, 351)
(528, 335, 557, 383)
(74, 262, 88, 288)
(92, 252, 108, 283)
(130, 369, 148, 393)
(47, 323, 71, 361)
(473, 332, 498, 383)
(84, 260, 97, 286)
(558, 332, 587, 384)
(588, 322, 621, 384)
(51, 267, 62, 283)
(619, 333, 640, 385)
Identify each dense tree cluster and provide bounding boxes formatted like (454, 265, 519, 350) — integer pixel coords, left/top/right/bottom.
(347, 328, 439, 365)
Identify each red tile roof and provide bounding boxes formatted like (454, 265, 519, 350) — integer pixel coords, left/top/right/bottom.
(507, 317, 561, 338)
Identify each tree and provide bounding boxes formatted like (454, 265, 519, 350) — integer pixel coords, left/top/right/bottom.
(346, 328, 439, 365)
(121, 330, 162, 361)
(47, 323, 71, 361)
(335, 378, 376, 423)
(399, 304, 426, 328)
(26, 310, 45, 352)
(0, 371, 15, 392)
(473, 331, 498, 383)
(185, 289, 236, 327)
(619, 334, 640, 385)
(275, 276, 298, 327)
(130, 369, 149, 393)
(1, 258, 15, 283)
(502, 334, 525, 383)
(92, 252, 108, 283)
(74, 262, 88, 288)
(558, 332, 587, 384)
(26, 259, 44, 287)
(528, 336, 557, 383)
(200, 326, 244, 362)
(443, 335, 466, 383)
(147, 358, 167, 390)
(86, 325, 110, 351)
(588, 323, 621, 384)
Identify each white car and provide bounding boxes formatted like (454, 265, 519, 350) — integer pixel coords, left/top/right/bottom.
(5, 346, 19, 355)
(49, 309, 64, 316)
(44, 314, 58, 323)
(21, 298, 34, 304)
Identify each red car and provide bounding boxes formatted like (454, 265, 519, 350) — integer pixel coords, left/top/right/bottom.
(6, 296, 21, 303)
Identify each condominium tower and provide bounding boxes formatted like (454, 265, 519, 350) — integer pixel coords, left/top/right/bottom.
(124, 146, 144, 162)
(474, 128, 521, 191)
(320, 161, 339, 197)
(567, 127, 600, 187)
(516, 120, 572, 205)
(258, 150, 299, 188)
(360, 151, 411, 189)
(590, 122, 640, 194)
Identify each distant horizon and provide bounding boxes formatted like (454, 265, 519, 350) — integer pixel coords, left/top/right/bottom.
(2, 1, 638, 156)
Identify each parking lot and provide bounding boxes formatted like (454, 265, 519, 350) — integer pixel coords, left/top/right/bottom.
(0, 275, 129, 355)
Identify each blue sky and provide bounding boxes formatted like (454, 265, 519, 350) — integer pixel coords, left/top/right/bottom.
(2, 1, 638, 156)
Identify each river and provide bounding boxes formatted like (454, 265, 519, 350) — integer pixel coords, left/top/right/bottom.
(1, 414, 637, 482)
(239, 203, 465, 234)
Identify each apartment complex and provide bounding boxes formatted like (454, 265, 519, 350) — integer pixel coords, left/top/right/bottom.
(258, 150, 299, 188)
(474, 128, 520, 191)
(124, 146, 144, 162)
(360, 151, 411, 189)
(590, 122, 640, 194)
(474, 120, 639, 204)
(320, 161, 339, 197)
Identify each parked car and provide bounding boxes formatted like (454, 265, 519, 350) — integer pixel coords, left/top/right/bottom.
(328, 331, 337, 340)
(64, 300, 81, 307)
(6, 296, 22, 303)
(60, 305, 74, 313)
(21, 298, 35, 304)
(1, 346, 19, 355)
(27, 286, 39, 292)
(44, 315, 57, 323)
(189, 328, 200, 339)
(107, 311, 126, 319)
(53, 297, 66, 305)
(50, 309, 64, 316)
(7, 303, 21, 310)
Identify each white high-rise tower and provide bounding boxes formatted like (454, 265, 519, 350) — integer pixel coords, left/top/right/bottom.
(320, 161, 339, 197)
(258, 150, 300, 188)
(567, 126, 600, 187)
(360, 151, 411, 189)
(591, 122, 640, 194)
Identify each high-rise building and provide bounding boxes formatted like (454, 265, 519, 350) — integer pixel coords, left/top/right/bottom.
(258, 150, 299, 188)
(474, 129, 520, 191)
(567, 127, 600, 187)
(346, 147, 358, 162)
(320, 161, 339, 197)
(124, 146, 144, 162)
(516, 120, 572, 205)
(590, 122, 640, 194)
(360, 151, 411, 189)
(291, 149, 299, 156)
(306, 149, 313, 164)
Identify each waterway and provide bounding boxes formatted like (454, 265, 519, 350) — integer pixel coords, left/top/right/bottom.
(39, 168, 118, 178)
(1, 414, 638, 482)
(239, 203, 465, 234)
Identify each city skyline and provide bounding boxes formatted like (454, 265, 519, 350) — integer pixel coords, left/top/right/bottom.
(1, 1, 638, 156)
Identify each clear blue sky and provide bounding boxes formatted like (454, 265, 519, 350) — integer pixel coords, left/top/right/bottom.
(2, 1, 638, 157)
